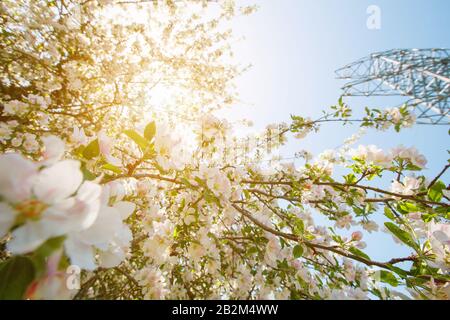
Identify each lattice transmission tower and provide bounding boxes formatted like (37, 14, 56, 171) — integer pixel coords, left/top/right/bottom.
(335, 48, 450, 124)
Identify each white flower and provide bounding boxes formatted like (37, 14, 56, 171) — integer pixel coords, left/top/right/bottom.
(200, 114, 229, 138)
(70, 126, 87, 146)
(23, 133, 40, 153)
(27, 94, 50, 109)
(0, 154, 37, 204)
(335, 215, 353, 230)
(429, 222, 450, 246)
(98, 130, 121, 166)
(0, 153, 101, 254)
(0, 203, 16, 238)
(135, 266, 168, 299)
(11, 136, 23, 147)
(390, 145, 427, 168)
(385, 107, 416, 128)
(427, 222, 450, 272)
(207, 171, 232, 199)
(64, 188, 135, 270)
(41, 135, 65, 165)
(25, 251, 76, 300)
(387, 107, 402, 124)
(303, 184, 327, 202)
(3, 100, 28, 116)
(104, 180, 127, 202)
(188, 242, 206, 263)
(351, 231, 363, 241)
(391, 176, 421, 196)
(264, 236, 281, 265)
(352, 145, 393, 168)
(293, 117, 312, 140)
(0, 123, 13, 141)
(360, 220, 379, 233)
(153, 122, 185, 171)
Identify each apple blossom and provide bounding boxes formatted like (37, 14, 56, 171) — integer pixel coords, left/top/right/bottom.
(64, 189, 135, 270)
(390, 145, 427, 168)
(41, 135, 65, 165)
(351, 231, 363, 241)
(0, 154, 102, 254)
(25, 251, 76, 300)
(98, 130, 121, 166)
(351, 144, 393, 168)
(360, 220, 379, 233)
(0, 0, 447, 301)
(391, 176, 422, 196)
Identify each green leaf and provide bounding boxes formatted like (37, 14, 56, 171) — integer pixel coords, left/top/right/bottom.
(397, 201, 419, 214)
(82, 139, 99, 160)
(173, 225, 180, 239)
(384, 222, 419, 250)
(144, 121, 156, 141)
(72, 145, 85, 158)
(405, 163, 421, 171)
(124, 129, 151, 153)
(180, 178, 193, 187)
(294, 219, 304, 235)
(31, 236, 66, 276)
(428, 180, 446, 202)
(379, 270, 399, 287)
(293, 245, 304, 258)
(344, 173, 357, 184)
(349, 246, 371, 261)
(203, 191, 220, 207)
(81, 165, 96, 181)
(0, 256, 36, 300)
(384, 206, 395, 220)
(102, 163, 122, 174)
(387, 265, 408, 278)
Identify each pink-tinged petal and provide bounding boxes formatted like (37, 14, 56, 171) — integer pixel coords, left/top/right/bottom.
(113, 201, 135, 220)
(34, 160, 83, 203)
(44, 182, 101, 234)
(98, 130, 113, 156)
(99, 184, 111, 206)
(429, 222, 450, 244)
(0, 153, 37, 203)
(41, 135, 65, 165)
(46, 250, 63, 276)
(64, 236, 96, 271)
(115, 225, 132, 246)
(433, 230, 450, 245)
(0, 203, 16, 237)
(98, 247, 126, 268)
(26, 273, 74, 300)
(106, 181, 126, 202)
(70, 181, 102, 230)
(78, 206, 121, 247)
(7, 221, 55, 254)
(105, 155, 121, 167)
(40, 198, 77, 235)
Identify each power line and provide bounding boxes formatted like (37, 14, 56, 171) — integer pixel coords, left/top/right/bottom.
(336, 48, 450, 124)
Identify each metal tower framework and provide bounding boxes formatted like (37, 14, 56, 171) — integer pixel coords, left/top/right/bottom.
(335, 48, 450, 124)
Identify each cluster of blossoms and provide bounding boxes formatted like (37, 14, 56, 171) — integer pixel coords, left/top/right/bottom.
(351, 144, 427, 169)
(0, 0, 448, 301)
(382, 107, 416, 130)
(0, 137, 134, 298)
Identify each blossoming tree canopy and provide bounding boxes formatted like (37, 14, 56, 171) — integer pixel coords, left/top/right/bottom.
(0, 0, 449, 300)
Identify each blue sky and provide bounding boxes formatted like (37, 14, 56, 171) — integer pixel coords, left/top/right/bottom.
(227, 1, 450, 265)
